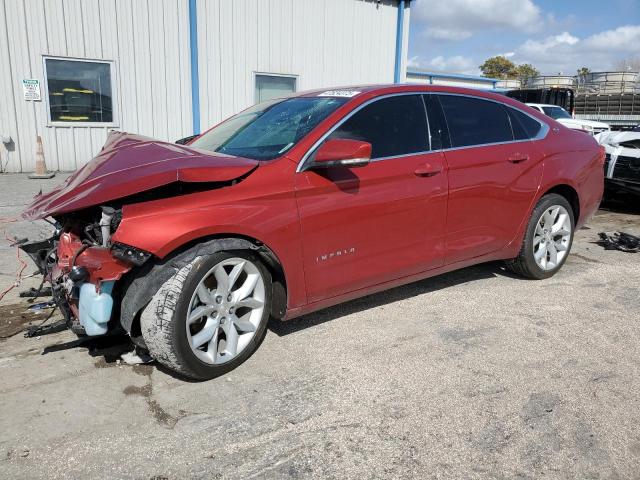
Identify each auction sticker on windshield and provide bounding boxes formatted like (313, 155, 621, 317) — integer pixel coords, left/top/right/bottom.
(318, 90, 361, 98)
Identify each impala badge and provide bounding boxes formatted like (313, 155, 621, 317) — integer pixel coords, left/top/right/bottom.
(316, 247, 356, 263)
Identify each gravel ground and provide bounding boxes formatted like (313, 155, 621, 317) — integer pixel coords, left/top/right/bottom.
(1, 173, 639, 479)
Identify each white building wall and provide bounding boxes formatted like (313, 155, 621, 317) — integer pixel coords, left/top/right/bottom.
(0, 0, 192, 173)
(197, 0, 400, 128)
(0, 0, 403, 173)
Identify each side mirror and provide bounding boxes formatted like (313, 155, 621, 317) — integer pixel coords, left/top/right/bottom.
(175, 134, 198, 145)
(312, 139, 371, 168)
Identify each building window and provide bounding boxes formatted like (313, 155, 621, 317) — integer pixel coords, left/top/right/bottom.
(44, 57, 115, 124)
(255, 74, 296, 103)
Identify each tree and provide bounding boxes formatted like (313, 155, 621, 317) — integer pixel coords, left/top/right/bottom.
(479, 56, 517, 79)
(515, 63, 539, 83)
(577, 67, 590, 76)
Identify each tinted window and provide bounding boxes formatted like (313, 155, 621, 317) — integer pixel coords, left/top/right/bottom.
(438, 95, 513, 148)
(542, 106, 572, 119)
(327, 95, 429, 159)
(508, 107, 542, 140)
(423, 94, 451, 150)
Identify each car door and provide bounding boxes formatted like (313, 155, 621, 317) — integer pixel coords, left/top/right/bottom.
(294, 94, 448, 303)
(435, 94, 545, 264)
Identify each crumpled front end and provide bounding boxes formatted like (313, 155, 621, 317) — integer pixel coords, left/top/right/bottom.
(20, 206, 149, 336)
(19, 132, 259, 337)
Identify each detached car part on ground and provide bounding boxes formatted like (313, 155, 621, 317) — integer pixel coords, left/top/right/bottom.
(596, 131, 640, 198)
(21, 85, 604, 380)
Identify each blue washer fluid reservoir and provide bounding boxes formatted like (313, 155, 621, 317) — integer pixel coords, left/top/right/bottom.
(79, 281, 115, 336)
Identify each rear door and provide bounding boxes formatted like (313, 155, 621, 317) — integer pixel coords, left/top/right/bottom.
(435, 94, 545, 264)
(294, 94, 448, 303)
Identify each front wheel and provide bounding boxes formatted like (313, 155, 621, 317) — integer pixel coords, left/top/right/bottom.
(506, 193, 575, 279)
(140, 251, 272, 380)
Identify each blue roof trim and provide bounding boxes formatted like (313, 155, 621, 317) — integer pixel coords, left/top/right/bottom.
(393, 1, 406, 83)
(188, 0, 201, 135)
(407, 69, 501, 83)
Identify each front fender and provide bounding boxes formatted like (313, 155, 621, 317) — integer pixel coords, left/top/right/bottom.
(111, 179, 306, 312)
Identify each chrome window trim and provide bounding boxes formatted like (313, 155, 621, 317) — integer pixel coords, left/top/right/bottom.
(296, 91, 549, 173)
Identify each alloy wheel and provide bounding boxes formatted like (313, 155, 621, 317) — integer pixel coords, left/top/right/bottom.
(185, 257, 266, 364)
(533, 205, 572, 271)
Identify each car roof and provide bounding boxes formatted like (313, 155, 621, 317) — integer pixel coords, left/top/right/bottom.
(290, 83, 529, 106)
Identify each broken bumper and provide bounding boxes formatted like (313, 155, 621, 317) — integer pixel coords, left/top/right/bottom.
(20, 231, 139, 336)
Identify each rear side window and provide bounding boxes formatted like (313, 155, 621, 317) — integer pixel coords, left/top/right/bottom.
(438, 95, 513, 148)
(328, 95, 429, 159)
(508, 107, 542, 140)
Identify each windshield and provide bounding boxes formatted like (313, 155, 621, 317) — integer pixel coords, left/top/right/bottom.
(542, 106, 572, 119)
(190, 96, 349, 160)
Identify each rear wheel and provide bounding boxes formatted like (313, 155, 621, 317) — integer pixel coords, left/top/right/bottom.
(141, 250, 271, 380)
(506, 193, 575, 279)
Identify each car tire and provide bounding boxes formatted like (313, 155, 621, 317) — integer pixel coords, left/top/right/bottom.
(140, 250, 272, 380)
(506, 193, 575, 280)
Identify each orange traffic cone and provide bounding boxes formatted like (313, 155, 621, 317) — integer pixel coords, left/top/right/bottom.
(28, 135, 55, 179)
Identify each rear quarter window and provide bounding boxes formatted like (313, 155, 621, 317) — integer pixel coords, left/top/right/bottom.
(508, 107, 542, 140)
(438, 95, 513, 148)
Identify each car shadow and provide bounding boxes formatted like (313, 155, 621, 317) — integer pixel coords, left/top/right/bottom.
(268, 261, 520, 337)
(36, 262, 520, 381)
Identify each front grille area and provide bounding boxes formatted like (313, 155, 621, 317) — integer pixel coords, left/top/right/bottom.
(613, 154, 640, 183)
(605, 152, 640, 183)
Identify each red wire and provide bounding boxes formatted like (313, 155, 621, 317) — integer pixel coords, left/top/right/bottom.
(0, 217, 28, 304)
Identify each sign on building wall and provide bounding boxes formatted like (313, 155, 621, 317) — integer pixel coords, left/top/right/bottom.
(22, 79, 41, 101)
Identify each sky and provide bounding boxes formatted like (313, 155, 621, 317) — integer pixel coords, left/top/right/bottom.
(407, 0, 640, 76)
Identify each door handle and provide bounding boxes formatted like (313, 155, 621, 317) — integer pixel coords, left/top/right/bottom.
(414, 163, 442, 177)
(507, 153, 529, 164)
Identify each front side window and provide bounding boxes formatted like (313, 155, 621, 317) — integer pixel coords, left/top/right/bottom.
(190, 96, 348, 160)
(44, 58, 114, 123)
(541, 106, 572, 120)
(327, 95, 429, 159)
(438, 95, 513, 148)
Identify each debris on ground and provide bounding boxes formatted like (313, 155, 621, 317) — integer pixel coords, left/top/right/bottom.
(121, 349, 155, 365)
(28, 300, 56, 311)
(597, 231, 640, 253)
(0, 301, 62, 339)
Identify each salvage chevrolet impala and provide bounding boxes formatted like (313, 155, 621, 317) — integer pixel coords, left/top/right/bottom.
(22, 85, 604, 380)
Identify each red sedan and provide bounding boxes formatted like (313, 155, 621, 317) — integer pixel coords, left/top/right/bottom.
(23, 85, 604, 380)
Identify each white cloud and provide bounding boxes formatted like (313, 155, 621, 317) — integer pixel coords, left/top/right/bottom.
(423, 27, 472, 41)
(583, 25, 640, 52)
(413, 0, 542, 41)
(513, 26, 640, 74)
(407, 55, 421, 68)
(518, 32, 579, 58)
(427, 55, 475, 72)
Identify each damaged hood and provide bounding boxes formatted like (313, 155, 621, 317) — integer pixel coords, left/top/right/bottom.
(23, 132, 259, 220)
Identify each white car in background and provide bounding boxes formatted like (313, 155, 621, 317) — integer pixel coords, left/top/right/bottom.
(526, 103, 610, 135)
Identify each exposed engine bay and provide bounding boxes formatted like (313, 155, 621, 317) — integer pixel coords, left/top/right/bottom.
(19, 205, 143, 337)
